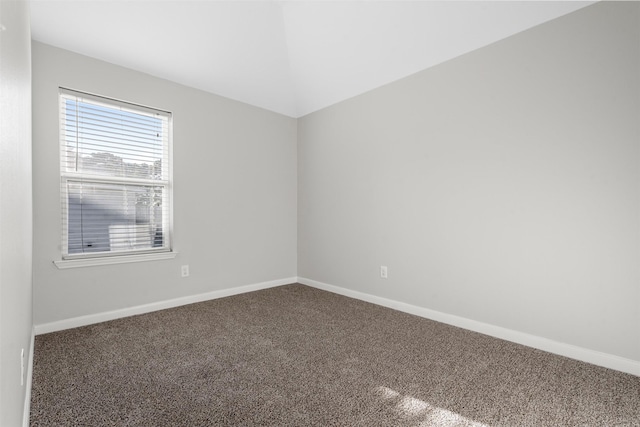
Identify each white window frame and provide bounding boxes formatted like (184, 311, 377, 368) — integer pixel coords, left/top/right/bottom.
(54, 88, 175, 269)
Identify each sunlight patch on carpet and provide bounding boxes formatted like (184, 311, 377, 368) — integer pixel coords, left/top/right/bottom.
(375, 386, 490, 427)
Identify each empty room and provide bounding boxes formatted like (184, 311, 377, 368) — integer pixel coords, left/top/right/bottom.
(1, 0, 638, 425)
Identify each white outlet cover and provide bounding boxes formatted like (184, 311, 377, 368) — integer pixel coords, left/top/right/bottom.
(21, 348, 25, 386)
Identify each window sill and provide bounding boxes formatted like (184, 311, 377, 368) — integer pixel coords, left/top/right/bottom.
(53, 251, 177, 269)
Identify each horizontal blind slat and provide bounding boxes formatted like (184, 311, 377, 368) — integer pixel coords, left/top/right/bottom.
(65, 113, 166, 134)
(61, 87, 171, 117)
(66, 118, 167, 140)
(67, 137, 164, 156)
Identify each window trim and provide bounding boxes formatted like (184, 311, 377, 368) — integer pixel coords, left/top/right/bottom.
(53, 251, 177, 269)
(58, 87, 175, 265)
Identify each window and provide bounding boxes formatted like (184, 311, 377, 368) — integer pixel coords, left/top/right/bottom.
(59, 88, 172, 262)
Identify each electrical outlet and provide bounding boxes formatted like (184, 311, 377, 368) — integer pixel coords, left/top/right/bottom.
(181, 265, 190, 277)
(380, 266, 388, 279)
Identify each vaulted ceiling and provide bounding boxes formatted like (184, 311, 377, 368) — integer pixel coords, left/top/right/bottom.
(30, 1, 594, 118)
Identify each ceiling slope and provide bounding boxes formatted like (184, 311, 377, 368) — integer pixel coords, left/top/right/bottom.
(30, 1, 595, 117)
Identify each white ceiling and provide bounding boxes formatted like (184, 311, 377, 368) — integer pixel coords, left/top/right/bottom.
(30, 1, 595, 118)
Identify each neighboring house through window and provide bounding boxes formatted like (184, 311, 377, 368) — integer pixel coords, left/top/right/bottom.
(59, 88, 172, 261)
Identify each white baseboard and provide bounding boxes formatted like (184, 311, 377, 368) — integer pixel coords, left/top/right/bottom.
(297, 277, 640, 377)
(23, 328, 35, 427)
(32, 275, 639, 376)
(34, 277, 297, 335)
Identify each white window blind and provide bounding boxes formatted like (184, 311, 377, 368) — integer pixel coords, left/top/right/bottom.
(59, 88, 172, 259)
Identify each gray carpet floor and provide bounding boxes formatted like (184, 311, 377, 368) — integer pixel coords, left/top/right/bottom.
(30, 284, 639, 426)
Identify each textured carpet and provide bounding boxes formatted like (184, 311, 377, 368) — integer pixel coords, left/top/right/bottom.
(30, 284, 639, 426)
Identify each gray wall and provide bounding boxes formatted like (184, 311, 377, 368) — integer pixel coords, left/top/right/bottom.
(32, 42, 297, 326)
(298, 2, 640, 362)
(0, 0, 33, 425)
(30, 2, 639, 369)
